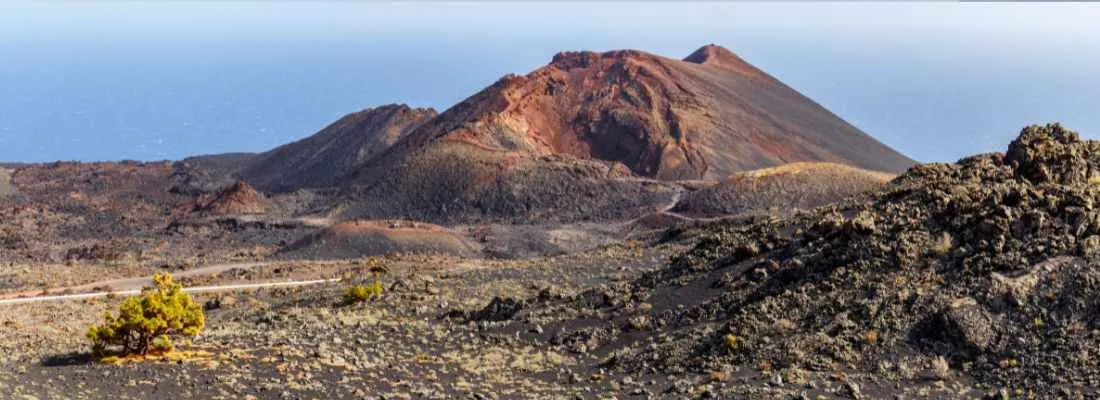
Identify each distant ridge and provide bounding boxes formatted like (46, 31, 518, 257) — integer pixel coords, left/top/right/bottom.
(241, 104, 437, 191)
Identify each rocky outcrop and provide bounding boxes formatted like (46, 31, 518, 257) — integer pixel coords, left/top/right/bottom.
(1004, 123, 1100, 185)
(277, 219, 479, 259)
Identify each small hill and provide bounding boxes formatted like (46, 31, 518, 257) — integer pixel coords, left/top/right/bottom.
(278, 219, 479, 259)
(673, 162, 895, 217)
(170, 153, 258, 195)
(196, 181, 268, 215)
(167, 45, 913, 225)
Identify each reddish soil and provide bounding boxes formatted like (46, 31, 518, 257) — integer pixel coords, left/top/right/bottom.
(195, 181, 268, 215)
(363, 44, 912, 185)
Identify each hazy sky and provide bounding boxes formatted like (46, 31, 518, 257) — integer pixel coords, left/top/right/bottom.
(2, 2, 1099, 163)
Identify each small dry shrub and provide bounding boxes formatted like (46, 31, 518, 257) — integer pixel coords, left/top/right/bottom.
(343, 281, 384, 305)
(863, 329, 879, 345)
(86, 274, 204, 357)
(723, 334, 739, 351)
(931, 356, 951, 380)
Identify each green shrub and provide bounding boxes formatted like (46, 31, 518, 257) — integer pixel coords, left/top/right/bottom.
(343, 281, 384, 305)
(86, 273, 204, 357)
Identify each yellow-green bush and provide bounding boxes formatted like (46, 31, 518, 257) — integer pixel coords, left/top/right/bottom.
(86, 273, 204, 356)
(723, 334, 739, 351)
(343, 281, 384, 305)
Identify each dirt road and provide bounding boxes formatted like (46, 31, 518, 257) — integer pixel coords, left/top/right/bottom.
(0, 261, 283, 303)
(0, 278, 339, 305)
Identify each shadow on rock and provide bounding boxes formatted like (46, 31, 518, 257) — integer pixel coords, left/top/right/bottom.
(40, 352, 95, 367)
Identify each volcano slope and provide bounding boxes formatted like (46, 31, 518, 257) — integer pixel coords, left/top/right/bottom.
(341, 45, 913, 224)
(240, 104, 437, 192)
(172, 104, 437, 194)
(484, 124, 1100, 397)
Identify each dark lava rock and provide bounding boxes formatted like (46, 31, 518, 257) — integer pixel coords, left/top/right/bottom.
(471, 297, 525, 322)
(931, 297, 997, 355)
(205, 295, 238, 310)
(1005, 123, 1100, 185)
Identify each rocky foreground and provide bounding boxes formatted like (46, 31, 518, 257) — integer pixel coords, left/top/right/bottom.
(3, 124, 1098, 399)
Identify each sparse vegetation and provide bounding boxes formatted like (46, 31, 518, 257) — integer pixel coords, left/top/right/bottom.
(863, 329, 879, 346)
(86, 273, 205, 357)
(364, 256, 389, 274)
(930, 232, 954, 255)
(343, 281, 384, 305)
(930, 356, 951, 380)
(723, 333, 739, 351)
(709, 370, 729, 382)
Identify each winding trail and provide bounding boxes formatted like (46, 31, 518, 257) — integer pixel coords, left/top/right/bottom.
(72, 262, 268, 292)
(659, 186, 685, 214)
(623, 184, 731, 225)
(0, 167, 16, 197)
(661, 186, 690, 217)
(625, 184, 691, 225)
(0, 278, 340, 305)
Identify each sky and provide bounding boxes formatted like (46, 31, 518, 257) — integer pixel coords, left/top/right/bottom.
(1, 2, 1099, 164)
